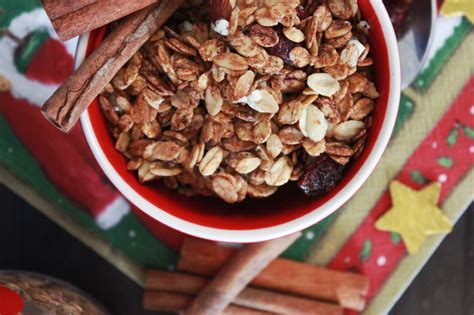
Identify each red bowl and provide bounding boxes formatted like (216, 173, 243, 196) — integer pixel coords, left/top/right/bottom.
(78, 1, 401, 242)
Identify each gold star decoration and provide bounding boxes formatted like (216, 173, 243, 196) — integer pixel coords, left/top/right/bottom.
(375, 181, 453, 255)
(441, 0, 474, 23)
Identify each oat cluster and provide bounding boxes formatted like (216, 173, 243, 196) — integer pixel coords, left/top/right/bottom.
(100, 0, 379, 203)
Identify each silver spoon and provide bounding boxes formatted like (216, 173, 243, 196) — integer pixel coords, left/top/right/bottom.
(396, 0, 438, 88)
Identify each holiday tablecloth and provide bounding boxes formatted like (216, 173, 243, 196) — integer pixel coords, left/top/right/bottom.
(0, 1, 472, 314)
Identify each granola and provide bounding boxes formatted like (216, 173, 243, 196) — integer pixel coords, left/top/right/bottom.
(100, 0, 378, 203)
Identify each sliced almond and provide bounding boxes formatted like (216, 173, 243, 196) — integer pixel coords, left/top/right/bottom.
(244, 89, 279, 114)
(334, 120, 365, 141)
(299, 105, 328, 142)
(307, 73, 340, 97)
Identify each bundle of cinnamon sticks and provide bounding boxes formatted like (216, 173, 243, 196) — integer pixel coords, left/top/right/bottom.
(143, 237, 369, 314)
(41, 0, 161, 41)
(40, 0, 183, 132)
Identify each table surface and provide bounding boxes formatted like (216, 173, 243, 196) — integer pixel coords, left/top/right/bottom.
(0, 184, 473, 315)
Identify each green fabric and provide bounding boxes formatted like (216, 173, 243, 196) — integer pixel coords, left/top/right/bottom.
(413, 17, 472, 91)
(0, 115, 177, 269)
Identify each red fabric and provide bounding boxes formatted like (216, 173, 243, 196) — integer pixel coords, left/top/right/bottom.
(0, 35, 124, 219)
(329, 76, 474, 312)
(25, 37, 73, 85)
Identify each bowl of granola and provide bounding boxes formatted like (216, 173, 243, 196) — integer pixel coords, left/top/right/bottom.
(78, 0, 400, 242)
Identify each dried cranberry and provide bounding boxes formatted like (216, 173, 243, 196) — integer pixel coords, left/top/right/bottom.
(296, 5, 306, 19)
(266, 28, 296, 65)
(298, 154, 345, 197)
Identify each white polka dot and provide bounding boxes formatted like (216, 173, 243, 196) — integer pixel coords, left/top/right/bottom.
(438, 174, 448, 183)
(470, 106, 474, 115)
(431, 142, 438, 149)
(305, 231, 315, 240)
(167, 265, 175, 271)
(7, 147, 13, 153)
(129, 230, 136, 238)
(377, 256, 387, 266)
(469, 146, 474, 153)
(344, 257, 351, 263)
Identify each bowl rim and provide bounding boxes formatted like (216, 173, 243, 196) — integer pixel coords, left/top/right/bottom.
(79, 0, 401, 243)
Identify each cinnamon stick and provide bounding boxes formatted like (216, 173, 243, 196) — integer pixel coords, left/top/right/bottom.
(47, 0, 161, 41)
(184, 233, 301, 315)
(41, 0, 182, 133)
(146, 270, 343, 315)
(41, 0, 97, 20)
(143, 291, 271, 315)
(177, 238, 369, 311)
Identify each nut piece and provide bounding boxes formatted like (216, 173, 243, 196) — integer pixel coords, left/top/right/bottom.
(307, 73, 340, 97)
(199, 146, 224, 176)
(299, 105, 328, 142)
(283, 27, 305, 43)
(265, 156, 293, 187)
(240, 89, 279, 114)
(334, 120, 365, 141)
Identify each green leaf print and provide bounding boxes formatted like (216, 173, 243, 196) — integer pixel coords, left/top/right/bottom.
(463, 126, 474, 140)
(410, 170, 427, 185)
(391, 232, 401, 244)
(360, 240, 372, 262)
(447, 128, 458, 146)
(437, 157, 453, 168)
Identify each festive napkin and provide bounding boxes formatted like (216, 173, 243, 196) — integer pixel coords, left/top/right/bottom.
(0, 1, 472, 314)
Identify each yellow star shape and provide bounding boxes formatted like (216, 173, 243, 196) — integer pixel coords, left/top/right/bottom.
(375, 181, 453, 254)
(441, 0, 474, 23)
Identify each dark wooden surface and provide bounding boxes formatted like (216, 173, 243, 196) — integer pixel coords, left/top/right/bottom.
(0, 184, 472, 315)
